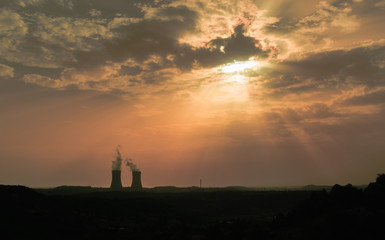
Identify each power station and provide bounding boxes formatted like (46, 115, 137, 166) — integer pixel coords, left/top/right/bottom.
(110, 170, 123, 190)
(110, 145, 142, 191)
(131, 171, 142, 190)
(109, 169, 143, 190)
(109, 146, 143, 190)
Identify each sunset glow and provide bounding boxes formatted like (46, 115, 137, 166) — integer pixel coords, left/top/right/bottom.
(0, 0, 384, 188)
(220, 60, 261, 74)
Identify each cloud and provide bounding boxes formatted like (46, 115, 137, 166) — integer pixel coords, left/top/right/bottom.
(176, 24, 274, 69)
(286, 44, 384, 83)
(296, 1, 359, 33)
(0, 8, 108, 67)
(23, 74, 64, 88)
(0, 8, 28, 46)
(118, 65, 142, 76)
(56, 0, 73, 10)
(70, 5, 199, 69)
(59, 3, 275, 76)
(0, 9, 27, 33)
(0, 0, 384, 98)
(0, 64, 14, 78)
(263, 0, 385, 52)
(264, 1, 359, 34)
(257, 43, 385, 98)
(16, 0, 44, 7)
(341, 89, 385, 106)
(33, 13, 111, 51)
(289, 103, 341, 121)
(0, 10, 139, 69)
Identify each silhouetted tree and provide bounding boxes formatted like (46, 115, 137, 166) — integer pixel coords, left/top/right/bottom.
(375, 173, 385, 185)
(364, 173, 385, 202)
(329, 184, 362, 207)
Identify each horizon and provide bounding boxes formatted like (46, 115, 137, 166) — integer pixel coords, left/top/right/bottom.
(3, 173, 377, 190)
(12, 183, 368, 190)
(1, 0, 385, 188)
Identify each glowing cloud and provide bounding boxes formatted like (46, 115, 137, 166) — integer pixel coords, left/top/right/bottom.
(220, 60, 261, 74)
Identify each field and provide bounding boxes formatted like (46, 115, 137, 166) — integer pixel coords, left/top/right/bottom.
(1, 184, 384, 239)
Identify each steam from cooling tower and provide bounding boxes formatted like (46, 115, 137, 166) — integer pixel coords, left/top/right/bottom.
(125, 156, 142, 190)
(111, 145, 122, 170)
(126, 157, 142, 190)
(110, 145, 123, 190)
(109, 145, 142, 190)
(125, 157, 140, 172)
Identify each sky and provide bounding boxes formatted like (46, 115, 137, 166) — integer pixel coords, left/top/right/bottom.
(0, 0, 384, 188)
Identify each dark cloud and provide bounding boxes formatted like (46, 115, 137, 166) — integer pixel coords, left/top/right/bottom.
(341, 90, 385, 106)
(70, 5, 199, 70)
(263, 20, 296, 35)
(70, 15, 273, 80)
(185, 24, 272, 68)
(0, 0, 145, 18)
(259, 43, 385, 95)
(284, 45, 385, 83)
(264, 0, 385, 38)
(332, 0, 385, 14)
(118, 65, 142, 76)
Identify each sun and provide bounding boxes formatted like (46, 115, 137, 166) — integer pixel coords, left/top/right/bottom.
(220, 60, 260, 74)
(191, 59, 264, 106)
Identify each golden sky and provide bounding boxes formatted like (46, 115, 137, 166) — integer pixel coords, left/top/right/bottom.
(0, 0, 385, 187)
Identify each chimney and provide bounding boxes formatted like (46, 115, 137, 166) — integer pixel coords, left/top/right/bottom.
(131, 171, 142, 190)
(110, 170, 123, 190)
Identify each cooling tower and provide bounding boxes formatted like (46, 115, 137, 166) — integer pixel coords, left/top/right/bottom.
(131, 171, 142, 190)
(110, 170, 123, 190)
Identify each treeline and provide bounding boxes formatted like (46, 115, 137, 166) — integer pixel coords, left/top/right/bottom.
(271, 174, 385, 239)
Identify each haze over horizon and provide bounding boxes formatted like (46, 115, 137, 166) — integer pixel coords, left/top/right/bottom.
(1, 0, 385, 188)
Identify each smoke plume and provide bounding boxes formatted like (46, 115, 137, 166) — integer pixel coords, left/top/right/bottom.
(111, 145, 122, 170)
(125, 157, 140, 172)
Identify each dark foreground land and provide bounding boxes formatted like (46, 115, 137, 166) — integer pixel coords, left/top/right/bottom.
(1, 176, 385, 240)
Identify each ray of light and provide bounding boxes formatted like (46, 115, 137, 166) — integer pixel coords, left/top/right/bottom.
(220, 60, 261, 74)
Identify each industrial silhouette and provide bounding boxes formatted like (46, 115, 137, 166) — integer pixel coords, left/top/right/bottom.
(109, 146, 143, 190)
(131, 171, 142, 190)
(110, 170, 123, 190)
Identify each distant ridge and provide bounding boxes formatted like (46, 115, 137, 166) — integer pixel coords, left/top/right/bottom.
(35, 185, 108, 195)
(1, 184, 42, 198)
